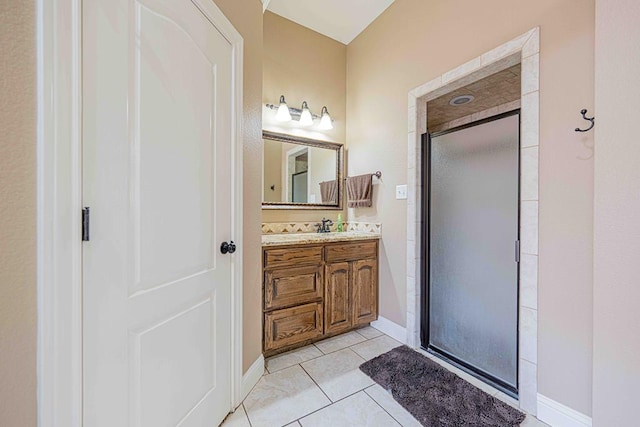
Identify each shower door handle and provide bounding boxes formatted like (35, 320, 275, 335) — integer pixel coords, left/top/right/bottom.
(515, 240, 520, 263)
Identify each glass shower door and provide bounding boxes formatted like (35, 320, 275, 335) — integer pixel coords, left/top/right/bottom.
(426, 113, 520, 393)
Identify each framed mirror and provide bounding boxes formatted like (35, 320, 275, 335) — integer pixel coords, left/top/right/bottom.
(262, 130, 344, 210)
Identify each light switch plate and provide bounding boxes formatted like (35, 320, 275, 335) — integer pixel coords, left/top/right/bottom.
(396, 184, 408, 200)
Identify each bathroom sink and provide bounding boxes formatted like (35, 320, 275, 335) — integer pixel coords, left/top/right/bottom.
(261, 231, 380, 247)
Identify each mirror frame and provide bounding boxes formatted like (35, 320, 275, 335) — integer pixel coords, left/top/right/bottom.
(262, 130, 344, 210)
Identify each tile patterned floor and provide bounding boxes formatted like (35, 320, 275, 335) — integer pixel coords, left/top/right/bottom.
(221, 326, 549, 427)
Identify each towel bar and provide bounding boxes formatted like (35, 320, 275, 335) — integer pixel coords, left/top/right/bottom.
(345, 171, 382, 180)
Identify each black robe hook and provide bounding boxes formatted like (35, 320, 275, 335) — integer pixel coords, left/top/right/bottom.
(575, 109, 595, 132)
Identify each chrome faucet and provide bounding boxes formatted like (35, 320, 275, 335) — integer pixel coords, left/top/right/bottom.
(315, 218, 333, 233)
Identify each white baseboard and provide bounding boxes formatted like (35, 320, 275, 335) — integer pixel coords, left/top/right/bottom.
(537, 394, 592, 427)
(240, 355, 264, 401)
(371, 316, 407, 344)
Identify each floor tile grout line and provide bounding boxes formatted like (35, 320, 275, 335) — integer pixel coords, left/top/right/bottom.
(288, 366, 335, 425)
(267, 332, 399, 375)
(298, 362, 334, 404)
(242, 362, 330, 426)
(363, 386, 408, 427)
(266, 339, 363, 374)
(293, 387, 381, 425)
(265, 326, 384, 365)
(241, 403, 254, 427)
(266, 331, 376, 372)
(314, 342, 358, 357)
(353, 328, 383, 341)
(253, 331, 394, 425)
(246, 361, 334, 427)
(265, 348, 325, 374)
(293, 346, 381, 423)
(314, 334, 369, 355)
(314, 332, 393, 358)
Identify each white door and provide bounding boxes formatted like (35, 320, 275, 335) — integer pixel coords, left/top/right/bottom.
(82, 0, 237, 425)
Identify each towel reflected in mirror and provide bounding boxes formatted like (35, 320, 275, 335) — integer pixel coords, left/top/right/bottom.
(320, 180, 338, 204)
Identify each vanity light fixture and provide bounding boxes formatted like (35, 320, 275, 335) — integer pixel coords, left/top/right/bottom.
(319, 106, 333, 130)
(266, 95, 334, 129)
(299, 101, 314, 126)
(275, 95, 292, 122)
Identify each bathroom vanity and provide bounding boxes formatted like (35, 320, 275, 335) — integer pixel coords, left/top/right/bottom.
(262, 232, 380, 356)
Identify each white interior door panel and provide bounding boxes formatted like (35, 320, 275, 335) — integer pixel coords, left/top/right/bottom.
(83, 0, 235, 425)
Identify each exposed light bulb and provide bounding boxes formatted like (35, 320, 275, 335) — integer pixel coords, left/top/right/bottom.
(275, 95, 292, 122)
(299, 101, 313, 126)
(319, 106, 333, 130)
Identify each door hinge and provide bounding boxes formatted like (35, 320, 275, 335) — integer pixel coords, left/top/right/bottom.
(515, 240, 520, 263)
(82, 207, 90, 241)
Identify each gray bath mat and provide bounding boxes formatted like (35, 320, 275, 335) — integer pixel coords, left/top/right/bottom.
(359, 346, 526, 426)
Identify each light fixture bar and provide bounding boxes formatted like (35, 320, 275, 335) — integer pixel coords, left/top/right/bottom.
(265, 103, 324, 120)
(265, 95, 334, 125)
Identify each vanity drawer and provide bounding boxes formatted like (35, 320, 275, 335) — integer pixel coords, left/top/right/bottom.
(325, 241, 378, 262)
(265, 265, 323, 310)
(264, 302, 323, 352)
(264, 246, 323, 268)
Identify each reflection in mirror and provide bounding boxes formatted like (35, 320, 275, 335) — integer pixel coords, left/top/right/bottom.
(262, 131, 343, 210)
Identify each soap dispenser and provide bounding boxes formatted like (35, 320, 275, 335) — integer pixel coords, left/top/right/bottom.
(337, 213, 343, 232)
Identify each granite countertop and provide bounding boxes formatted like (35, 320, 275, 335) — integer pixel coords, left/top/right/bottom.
(261, 231, 381, 247)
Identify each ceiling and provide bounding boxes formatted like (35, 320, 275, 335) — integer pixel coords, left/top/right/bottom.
(265, 0, 395, 45)
(427, 65, 522, 129)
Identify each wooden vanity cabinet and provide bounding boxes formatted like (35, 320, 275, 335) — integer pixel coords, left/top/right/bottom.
(263, 239, 379, 356)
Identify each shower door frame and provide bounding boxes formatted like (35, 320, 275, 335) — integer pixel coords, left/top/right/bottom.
(420, 110, 522, 397)
(405, 28, 540, 414)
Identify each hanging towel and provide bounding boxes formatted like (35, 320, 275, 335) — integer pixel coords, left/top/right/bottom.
(346, 174, 373, 208)
(320, 180, 338, 204)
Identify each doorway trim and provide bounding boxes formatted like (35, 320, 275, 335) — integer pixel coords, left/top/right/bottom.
(36, 0, 245, 425)
(285, 145, 311, 203)
(406, 28, 540, 414)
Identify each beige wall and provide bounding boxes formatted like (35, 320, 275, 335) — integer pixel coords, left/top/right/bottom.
(213, 0, 264, 373)
(262, 11, 347, 223)
(347, 0, 594, 416)
(593, 0, 640, 424)
(0, 0, 37, 425)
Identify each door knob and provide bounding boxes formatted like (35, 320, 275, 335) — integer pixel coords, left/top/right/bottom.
(220, 241, 237, 255)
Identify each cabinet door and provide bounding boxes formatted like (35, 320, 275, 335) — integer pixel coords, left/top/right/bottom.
(264, 265, 323, 310)
(352, 259, 378, 326)
(325, 262, 352, 334)
(264, 302, 323, 352)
